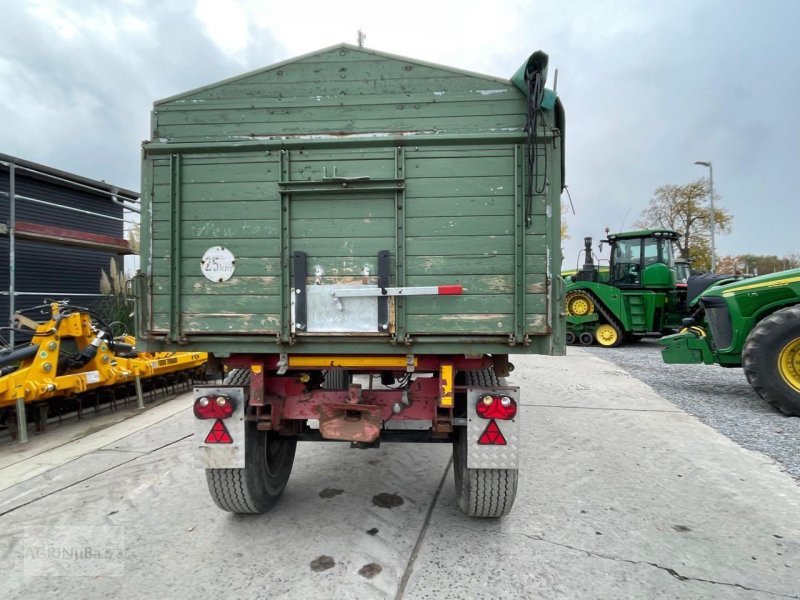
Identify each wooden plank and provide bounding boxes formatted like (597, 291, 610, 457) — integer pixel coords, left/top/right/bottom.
(152, 257, 281, 278)
(404, 295, 513, 315)
(405, 274, 513, 294)
(290, 217, 394, 239)
(406, 156, 514, 178)
(173, 76, 517, 102)
(153, 200, 280, 221)
(290, 237, 391, 258)
(153, 219, 279, 240)
(153, 313, 281, 334)
(525, 313, 548, 333)
(525, 236, 547, 255)
(153, 294, 281, 315)
(525, 255, 547, 274)
(288, 158, 395, 180)
(153, 238, 281, 258)
(405, 215, 514, 237)
(408, 146, 515, 159)
(152, 160, 278, 184)
(159, 90, 524, 112)
(156, 98, 525, 126)
(153, 276, 280, 296)
(406, 235, 514, 256)
(406, 196, 515, 218)
(291, 256, 391, 278)
(406, 255, 514, 276)
(242, 59, 512, 85)
(291, 196, 395, 220)
(155, 114, 525, 140)
(153, 181, 280, 202)
(406, 314, 513, 334)
(406, 176, 513, 198)
(524, 295, 547, 314)
(525, 273, 547, 294)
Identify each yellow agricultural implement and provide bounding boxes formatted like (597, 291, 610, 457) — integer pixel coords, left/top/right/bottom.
(0, 302, 207, 437)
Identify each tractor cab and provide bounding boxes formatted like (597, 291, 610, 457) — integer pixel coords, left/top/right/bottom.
(604, 230, 680, 290)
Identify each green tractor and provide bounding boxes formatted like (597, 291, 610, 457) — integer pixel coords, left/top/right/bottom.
(660, 268, 800, 416)
(564, 229, 732, 347)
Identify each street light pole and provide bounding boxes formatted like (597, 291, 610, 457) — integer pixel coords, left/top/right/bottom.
(694, 160, 715, 272)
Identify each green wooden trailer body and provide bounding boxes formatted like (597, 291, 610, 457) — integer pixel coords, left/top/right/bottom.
(134, 44, 565, 358)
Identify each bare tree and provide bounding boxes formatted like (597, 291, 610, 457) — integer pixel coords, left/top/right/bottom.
(636, 178, 732, 271)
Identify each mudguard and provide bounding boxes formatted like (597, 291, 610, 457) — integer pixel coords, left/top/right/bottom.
(194, 385, 247, 468)
(466, 385, 520, 470)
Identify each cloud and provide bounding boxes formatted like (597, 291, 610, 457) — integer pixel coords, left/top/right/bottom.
(0, 0, 282, 189)
(2, 0, 798, 260)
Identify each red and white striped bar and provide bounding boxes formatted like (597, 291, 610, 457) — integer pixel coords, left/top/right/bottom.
(331, 285, 463, 298)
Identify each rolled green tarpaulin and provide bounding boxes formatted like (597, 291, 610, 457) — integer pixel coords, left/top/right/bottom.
(511, 50, 557, 110)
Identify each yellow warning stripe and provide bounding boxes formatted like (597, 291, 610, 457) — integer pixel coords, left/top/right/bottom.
(288, 355, 415, 368)
(721, 275, 800, 297)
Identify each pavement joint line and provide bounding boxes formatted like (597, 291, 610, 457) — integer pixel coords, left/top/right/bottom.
(447, 524, 799, 599)
(394, 456, 453, 600)
(0, 395, 191, 471)
(520, 403, 684, 413)
(0, 434, 193, 519)
(95, 448, 148, 455)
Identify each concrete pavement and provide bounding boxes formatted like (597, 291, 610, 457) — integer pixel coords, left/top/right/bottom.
(0, 349, 798, 599)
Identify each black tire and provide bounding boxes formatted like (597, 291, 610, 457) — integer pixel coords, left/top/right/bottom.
(452, 369, 518, 518)
(565, 331, 576, 345)
(453, 427, 518, 518)
(579, 332, 594, 346)
(205, 369, 297, 513)
(742, 305, 800, 416)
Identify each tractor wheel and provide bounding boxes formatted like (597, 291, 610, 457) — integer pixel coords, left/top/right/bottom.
(742, 305, 800, 416)
(595, 323, 622, 348)
(579, 332, 594, 346)
(566, 291, 595, 317)
(205, 369, 297, 513)
(565, 331, 576, 345)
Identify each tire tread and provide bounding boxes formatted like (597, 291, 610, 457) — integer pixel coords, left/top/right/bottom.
(742, 304, 800, 416)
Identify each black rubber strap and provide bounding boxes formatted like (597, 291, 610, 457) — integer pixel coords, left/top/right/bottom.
(293, 251, 307, 331)
(377, 250, 390, 331)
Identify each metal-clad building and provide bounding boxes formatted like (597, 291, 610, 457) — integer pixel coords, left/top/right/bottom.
(0, 154, 139, 345)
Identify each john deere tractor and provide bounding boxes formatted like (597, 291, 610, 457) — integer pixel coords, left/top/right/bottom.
(660, 268, 800, 416)
(564, 230, 733, 347)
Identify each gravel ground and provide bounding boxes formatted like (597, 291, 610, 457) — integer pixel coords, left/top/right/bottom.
(584, 339, 800, 481)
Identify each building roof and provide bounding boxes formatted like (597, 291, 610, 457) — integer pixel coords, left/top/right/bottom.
(0, 152, 139, 202)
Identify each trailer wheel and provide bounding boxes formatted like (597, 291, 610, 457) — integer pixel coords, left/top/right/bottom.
(453, 427, 518, 517)
(742, 305, 800, 416)
(452, 369, 518, 518)
(205, 369, 297, 513)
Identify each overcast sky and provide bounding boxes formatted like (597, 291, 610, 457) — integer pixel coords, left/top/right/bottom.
(2, 0, 799, 265)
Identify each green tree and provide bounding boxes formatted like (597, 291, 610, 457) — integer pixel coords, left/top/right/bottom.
(635, 178, 733, 271)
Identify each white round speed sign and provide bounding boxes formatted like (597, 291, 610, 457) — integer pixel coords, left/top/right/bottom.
(200, 246, 236, 282)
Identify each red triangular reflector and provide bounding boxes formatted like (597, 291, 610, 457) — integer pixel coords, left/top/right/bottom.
(205, 419, 233, 444)
(477, 420, 507, 445)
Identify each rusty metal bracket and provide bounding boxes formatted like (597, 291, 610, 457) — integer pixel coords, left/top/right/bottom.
(318, 403, 381, 443)
(276, 353, 288, 375)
